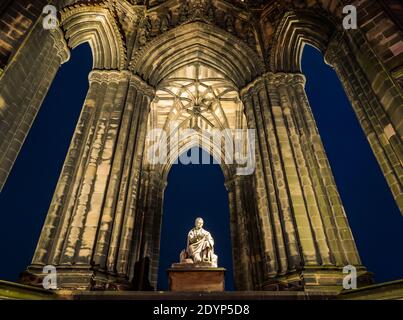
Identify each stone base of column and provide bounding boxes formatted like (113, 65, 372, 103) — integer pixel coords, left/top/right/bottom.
(167, 266, 226, 292)
(262, 266, 373, 293)
(20, 265, 132, 291)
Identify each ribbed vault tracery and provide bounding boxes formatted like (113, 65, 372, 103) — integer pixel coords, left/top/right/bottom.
(146, 63, 248, 179)
(132, 22, 265, 88)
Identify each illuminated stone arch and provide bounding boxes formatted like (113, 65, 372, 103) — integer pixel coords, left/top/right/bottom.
(20, 15, 371, 292)
(267, 7, 403, 214)
(60, 4, 126, 69)
(131, 21, 265, 88)
(269, 9, 337, 73)
(147, 63, 249, 183)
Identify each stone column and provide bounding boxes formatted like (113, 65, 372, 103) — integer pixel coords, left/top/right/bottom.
(57, 70, 129, 267)
(225, 175, 254, 290)
(283, 74, 347, 266)
(24, 70, 156, 290)
(256, 75, 320, 266)
(240, 71, 366, 291)
(286, 74, 361, 266)
(94, 75, 155, 280)
(110, 78, 155, 282)
(30, 70, 130, 266)
(276, 75, 333, 267)
(240, 89, 282, 280)
(0, 26, 70, 192)
(31, 68, 107, 266)
(325, 30, 403, 214)
(247, 78, 304, 272)
(129, 169, 165, 290)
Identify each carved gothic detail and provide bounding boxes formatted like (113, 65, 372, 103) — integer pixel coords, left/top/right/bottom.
(50, 27, 71, 64)
(88, 69, 131, 84)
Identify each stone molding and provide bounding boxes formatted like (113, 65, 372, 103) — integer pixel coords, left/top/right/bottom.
(130, 74, 156, 98)
(88, 70, 155, 98)
(50, 27, 71, 64)
(324, 29, 346, 67)
(240, 72, 306, 97)
(88, 69, 131, 84)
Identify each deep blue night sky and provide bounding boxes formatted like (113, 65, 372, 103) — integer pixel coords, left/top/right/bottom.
(0, 43, 401, 290)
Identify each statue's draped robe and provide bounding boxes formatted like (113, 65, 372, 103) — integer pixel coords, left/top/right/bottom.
(187, 228, 214, 262)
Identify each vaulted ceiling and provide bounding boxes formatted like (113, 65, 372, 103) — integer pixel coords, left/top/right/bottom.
(146, 63, 248, 175)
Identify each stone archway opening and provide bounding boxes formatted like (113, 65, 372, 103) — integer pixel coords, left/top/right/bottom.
(157, 147, 234, 291)
(140, 62, 253, 290)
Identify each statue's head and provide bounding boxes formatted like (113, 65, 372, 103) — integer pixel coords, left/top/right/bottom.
(195, 217, 204, 229)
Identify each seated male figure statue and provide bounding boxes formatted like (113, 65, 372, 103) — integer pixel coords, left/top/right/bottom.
(179, 217, 218, 267)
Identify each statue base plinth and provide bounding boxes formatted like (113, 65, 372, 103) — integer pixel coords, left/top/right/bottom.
(167, 265, 225, 292)
(171, 261, 216, 268)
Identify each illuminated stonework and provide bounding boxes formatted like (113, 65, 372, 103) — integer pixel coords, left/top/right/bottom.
(147, 64, 248, 175)
(0, 0, 401, 293)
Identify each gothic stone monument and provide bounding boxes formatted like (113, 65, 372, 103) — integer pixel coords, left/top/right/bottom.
(0, 0, 401, 296)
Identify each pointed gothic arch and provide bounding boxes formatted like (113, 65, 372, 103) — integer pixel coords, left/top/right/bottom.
(268, 7, 403, 215)
(269, 9, 337, 73)
(131, 21, 265, 88)
(60, 4, 126, 70)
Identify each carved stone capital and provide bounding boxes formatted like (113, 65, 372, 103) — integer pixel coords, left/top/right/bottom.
(269, 72, 288, 86)
(240, 72, 269, 98)
(130, 74, 156, 98)
(324, 29, 346, 67)
(88, 70, 131, 84)
(240, 72, 306, 97)
(50, 27, 70, 64)
(286, 73, 306, 87)
(268, 72, 305, 87)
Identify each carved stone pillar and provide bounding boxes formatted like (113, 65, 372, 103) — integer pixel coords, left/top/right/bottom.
(286, 74, 360, 266)
(148, 178, 166, 289)
(225, 175, 255, 290)
(0, 26, 70, 192)
(103, 75, 155, 283)
(22, 70, 156, 290)
(130, 169, 165, 290)
(240, 72, 372, 292)
(325, 30, 403, 215)
(241, 88, 281, 281)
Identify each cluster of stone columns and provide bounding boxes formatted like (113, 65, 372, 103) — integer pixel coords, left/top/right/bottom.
(0, 25, 70, 192)
(128, 168, 166, 290)
(226, 175, 255, 290)
(325, 30, 403, 214)
(238, 72, 368, 290)
(23, 69, 156, 290)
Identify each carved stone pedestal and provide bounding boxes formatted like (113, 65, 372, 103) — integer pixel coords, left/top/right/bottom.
(167, 265, 226, 292)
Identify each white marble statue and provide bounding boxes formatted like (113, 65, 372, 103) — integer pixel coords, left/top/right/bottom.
(180, 217, 218, 267)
